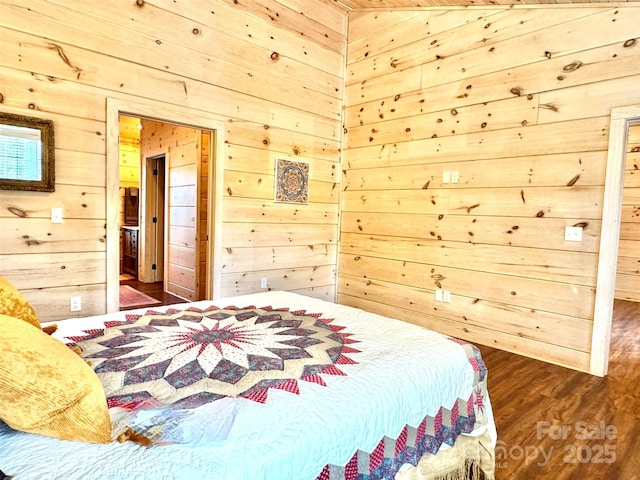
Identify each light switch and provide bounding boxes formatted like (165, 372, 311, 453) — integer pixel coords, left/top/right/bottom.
(442, 171, 451, 184)
(51, 207, 63, 224)
(435, 289, 443, 302)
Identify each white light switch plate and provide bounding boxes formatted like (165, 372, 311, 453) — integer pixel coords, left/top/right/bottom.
(51, 207, 63, 224)
(435, 289, 443, 302)
(443, 290, 451, 303)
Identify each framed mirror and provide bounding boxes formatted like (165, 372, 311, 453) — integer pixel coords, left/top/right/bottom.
(0, 112, 55, 192)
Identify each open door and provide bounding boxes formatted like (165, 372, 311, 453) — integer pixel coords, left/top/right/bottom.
(140, 154, 165, 283)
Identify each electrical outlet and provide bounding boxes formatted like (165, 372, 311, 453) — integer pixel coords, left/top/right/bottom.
(260, 277, 268, 289)
(443, 290, 451, 303)
(70, 296, 82, 312)
(564, 226, 583, 242)
(450, 171, 459, 184)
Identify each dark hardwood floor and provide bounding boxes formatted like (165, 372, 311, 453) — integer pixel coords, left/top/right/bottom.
(119, 279, 185, 311)
(479, 298, 640, 479)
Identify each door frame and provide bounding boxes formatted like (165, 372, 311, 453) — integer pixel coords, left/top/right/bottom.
(106, 97, 225, 312)
(591, 105, 640, 376)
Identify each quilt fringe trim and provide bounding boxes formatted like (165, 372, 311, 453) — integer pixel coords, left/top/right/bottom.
(422, 458, 480, 480)
(395, 431, 495, 480)
(397, 454, 483, 480)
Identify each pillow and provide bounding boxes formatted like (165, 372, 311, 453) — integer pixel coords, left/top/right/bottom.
(0, 276, 40, 329)
(0, 314, 112, 443)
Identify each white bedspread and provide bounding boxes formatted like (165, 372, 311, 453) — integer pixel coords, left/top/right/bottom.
(0, 291, 494, 480)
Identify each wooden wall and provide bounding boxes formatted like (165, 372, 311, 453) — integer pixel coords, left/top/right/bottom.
(118, 115, 141, 273)
(199, 131, 210, 300)
(0, 0, 345, 321)
(340, 6, 640, 372)
(617, 123, 640, 301)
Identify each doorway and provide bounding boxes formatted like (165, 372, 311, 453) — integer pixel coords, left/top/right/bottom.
(592, 105, 640, 376)
(613, 122, 640, 302)
(107, 98, 225, 314)
(118, 117, 210, 304)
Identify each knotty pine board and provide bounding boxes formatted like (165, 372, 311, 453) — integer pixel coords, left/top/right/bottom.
(0, 219, 106, 255)
(220, 264, 336, 297)
(344, 117, 610, 169)
(343, 151, 605, 191)
(221, 244, 338, 274)
(0, 33, 341, 139)
(341, 185, 604, 218)
(341, 6, 640, 372)
(347, 8, 602, 86)
(339, 232, 598, 289)
(340, 211, 600, 252)
(222, 222, 337, 248)
(224, 170, 339, 204)
(345, 95, 539, 147)
(338, 272, 592, 352)
(338, 293, 591, 372)
(225, 144, 340, 183)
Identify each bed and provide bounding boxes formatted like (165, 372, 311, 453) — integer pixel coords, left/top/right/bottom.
(0, 290, 496, 480)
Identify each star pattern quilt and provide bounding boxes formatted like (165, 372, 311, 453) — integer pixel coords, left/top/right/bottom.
(0, 291, 495, 480)
(67, 304, 361, 409)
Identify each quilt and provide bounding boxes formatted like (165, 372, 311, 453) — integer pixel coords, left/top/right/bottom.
(0, 291, 495, 480)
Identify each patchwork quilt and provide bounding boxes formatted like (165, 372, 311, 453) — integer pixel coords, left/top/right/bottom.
(0, 291, 495, 480)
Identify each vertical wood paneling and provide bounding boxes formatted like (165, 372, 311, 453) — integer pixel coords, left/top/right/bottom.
(340, 6, 640, 373)
(199, 131, 210, 300)
(0, 0, 345, 321)
(118, 115, 141, 273)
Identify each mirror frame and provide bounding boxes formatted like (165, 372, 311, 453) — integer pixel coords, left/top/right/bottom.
(0, 112, 55, 192)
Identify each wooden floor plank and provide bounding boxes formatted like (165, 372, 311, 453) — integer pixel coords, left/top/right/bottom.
(479, 298, 640, 479)
(119, 279, 185, 310)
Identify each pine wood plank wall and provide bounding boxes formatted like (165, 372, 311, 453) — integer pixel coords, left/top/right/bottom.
(340, 6, 640, 372)
(0, 0, 345, 321)
(199, 131, 211, 300)
(118, 115, 141, 273)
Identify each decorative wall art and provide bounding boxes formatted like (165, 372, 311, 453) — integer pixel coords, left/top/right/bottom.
(274, 158, 309, 204)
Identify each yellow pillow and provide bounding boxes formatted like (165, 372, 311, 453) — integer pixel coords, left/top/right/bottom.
(0, 314, 112, 443)
(0, 276, 40, 329)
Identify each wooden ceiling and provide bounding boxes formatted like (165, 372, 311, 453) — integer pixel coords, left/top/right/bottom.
(334, 0, 636, 8)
